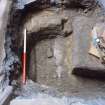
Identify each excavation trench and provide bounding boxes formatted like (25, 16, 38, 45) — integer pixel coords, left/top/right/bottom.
(27, 32, 72, 91)
(7, 1, 105, 95)
(24, 9, 73, 92)
(3, 0, 105, 105)
(19, 6, 105, 96)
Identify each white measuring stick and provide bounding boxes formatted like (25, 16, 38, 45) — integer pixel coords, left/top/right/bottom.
(22, 28, 27, 84)
(24, 29, 26, 53)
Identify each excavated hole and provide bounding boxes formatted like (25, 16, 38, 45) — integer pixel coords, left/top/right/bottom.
(18, 5, 105, 95)
(18, 7, 75, 93)
(26, 29, 73, 93)
(2, 1, 105, 105)
(5, 0, 105, 98)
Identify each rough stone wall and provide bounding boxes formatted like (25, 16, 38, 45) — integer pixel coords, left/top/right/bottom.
(1, 1, 105, 105)
(23, 8, 73, 81)
(0, 0, 101, 91)
(0, 0, 13, 90)
(16, 0, 105, 96)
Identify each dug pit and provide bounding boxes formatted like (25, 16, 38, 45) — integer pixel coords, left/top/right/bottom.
(3, 0, 105, 104)
(20, 6, 105, 97)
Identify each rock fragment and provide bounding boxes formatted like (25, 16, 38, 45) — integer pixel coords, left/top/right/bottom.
(63, 19, 73, 36)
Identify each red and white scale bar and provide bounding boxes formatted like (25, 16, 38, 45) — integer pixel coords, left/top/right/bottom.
(22, 28, 27, 84)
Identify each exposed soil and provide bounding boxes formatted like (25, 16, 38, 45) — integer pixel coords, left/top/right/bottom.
(28, 8, 105, 98)
(2, 0, 105, 105)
